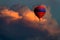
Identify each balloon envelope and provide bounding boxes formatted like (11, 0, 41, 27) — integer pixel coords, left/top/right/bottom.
(34, 5, 46, 18)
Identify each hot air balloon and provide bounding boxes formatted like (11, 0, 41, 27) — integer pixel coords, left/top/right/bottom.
(34, 5, 46, 19)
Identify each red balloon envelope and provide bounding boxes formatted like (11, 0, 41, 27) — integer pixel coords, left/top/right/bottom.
(34, 5, 46, 18)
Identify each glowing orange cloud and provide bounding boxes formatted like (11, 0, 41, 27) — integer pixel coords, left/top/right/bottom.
(23, 10, 39, 22)
(0, 6, 60, 35)
(0, 9, 22, 20)
(20, 6, 60, 35)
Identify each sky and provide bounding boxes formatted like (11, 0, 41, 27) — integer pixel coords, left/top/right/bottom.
(0, 0, 60, 40)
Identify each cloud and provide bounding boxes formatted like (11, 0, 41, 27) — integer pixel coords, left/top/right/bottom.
(0, 4, 60, 40)
(0, 8, 22, 24)
(18, 5, 60, 35)
(0, 8, 22, 20)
